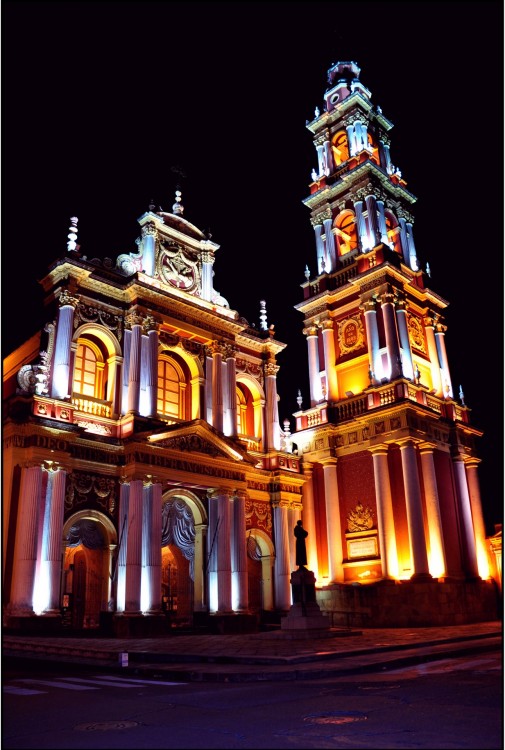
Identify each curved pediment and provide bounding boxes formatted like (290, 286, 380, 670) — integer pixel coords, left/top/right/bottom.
(147, 420, 257, 464)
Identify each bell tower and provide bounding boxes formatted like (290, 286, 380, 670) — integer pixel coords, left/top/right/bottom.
(293, 61, 490, 607)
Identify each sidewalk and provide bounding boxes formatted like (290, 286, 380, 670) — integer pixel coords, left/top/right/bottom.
(3, 621, 502, 682)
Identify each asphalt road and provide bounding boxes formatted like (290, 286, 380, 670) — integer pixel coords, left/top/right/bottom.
(2, 651, 502, 749)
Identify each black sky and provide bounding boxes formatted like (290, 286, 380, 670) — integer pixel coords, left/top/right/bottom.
(2, 1, 503, 533)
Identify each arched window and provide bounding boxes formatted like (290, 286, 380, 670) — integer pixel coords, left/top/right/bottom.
(73, 339, 107, 399)
(367, 132, 379, 165)
(331, 130, 349, 167)
(158, 355, 186, 420)
(385, 211, 402, 256)
(335, 210, 358, 256)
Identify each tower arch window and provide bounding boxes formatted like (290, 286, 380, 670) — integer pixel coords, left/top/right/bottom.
(367, 132, 380, 165)
(385, 211, 402, 256)
(158, 355, 187, 420)
(335, 210, 358, 256)
(73, 338, 108, 400)
(331, 130, 349, 166)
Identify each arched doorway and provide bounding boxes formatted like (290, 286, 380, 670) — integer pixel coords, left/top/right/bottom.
(161, 490, 207, 625)
(246, 528, 275, 615)
(62, 511, 117, 630)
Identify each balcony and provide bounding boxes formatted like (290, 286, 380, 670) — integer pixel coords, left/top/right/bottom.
(294, 380, 469, 432)
(71, 394, 112, 418)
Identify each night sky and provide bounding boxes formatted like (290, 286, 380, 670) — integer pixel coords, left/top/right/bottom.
(3, 1, 503, 533)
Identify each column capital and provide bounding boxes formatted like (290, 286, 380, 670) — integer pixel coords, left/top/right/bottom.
(264, 361, 279, 377)
(359, 297, 378, 313)
(463, 456, 482, 468)
(141, 221, 158, 238)
(320, 318, 334, 332)
(224, 344, 238, 360)
(368, 444, 389, 456)
(320, 457, 338, 468)
(142, 473, 161, 487)
(142, 315, 159, 334)
(396, 438, 420, 450)
(417, 441, 437, 454)
(58, 289, 80, 309)
(201, 249, 215, 264)
(207, 340, 227, 357)
(303, 325, 319, 338)
(124, 311, 144, 329)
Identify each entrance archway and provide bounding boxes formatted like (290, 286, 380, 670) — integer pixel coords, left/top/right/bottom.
(62, 511, 117, 630)
(161, 490, 208, 621)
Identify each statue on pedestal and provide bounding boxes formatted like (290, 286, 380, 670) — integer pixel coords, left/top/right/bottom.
(294, 520, 308, 568)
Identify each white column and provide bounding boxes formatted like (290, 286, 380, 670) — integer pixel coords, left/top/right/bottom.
(405, 222, 419, 270)
(146, 325, 159, 418)
(211, 343, 224, 433)
(316, 144, 324, 175)
(452, 456, 479, 579)
(301, 464, 318, 575)
(304, 325, 321, 406)
(207, 493, 219, 613)
(273, 503, 291, 609)
(323, 139, 333, 173)
(125, 479, 143, 612)
(121, 328, 132, 416)
(116, 481, 129, 612)
(142, 481, 162, 613)
(465, 459, 490, 578)
(395, 300, 414, 380)
(424, 315, 444, 396)
(231, 492, 248, 611)
(141, 224, 157, 276)
(398, 440, 431, 579)
(225, 347, 237, 438)
(346, 124, 357, 156)
(40, 467, 67, 613)
(139, 331, 149, 416)
(434, 322, 454, 398)
(9, 465, 43, 614)
(314, 223, 326, 274)
(361, 298, 381, 382)
(398, 218, 410, 266)
(371, 446, 399, 579)
(265, 359, 281, 451)
(418, 444, 447, 579)
(217, 490, 232, 611)
(380, 141, 392, 172)
(365, 194, 380, 248)
(201, 249, 214, 302)
(126, 316, 143, 414)
(322, 459, 344, 582)
(376, 199, 389, 244)
(321, 319, 338, 402)
(380, 291, 403, 379)
(323, 218, 337, 272)
(205, 353, 213, 423)
(51, 291, 78, 400)
(354, 200, 369, 251)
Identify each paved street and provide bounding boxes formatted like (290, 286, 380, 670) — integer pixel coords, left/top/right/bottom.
(3, 650, 502, 749)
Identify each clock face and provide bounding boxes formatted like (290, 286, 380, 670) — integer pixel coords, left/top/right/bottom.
(160, 251, 196, 290)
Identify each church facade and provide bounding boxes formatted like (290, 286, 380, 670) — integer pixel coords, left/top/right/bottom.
(3, 61, 501, 634)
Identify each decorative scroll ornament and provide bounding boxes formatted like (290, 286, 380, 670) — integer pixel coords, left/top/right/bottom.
(407, 314, 426, 353)
(337, 315, 365, 354)
(161, 499, 195, 580)
(74, 304, 123, 341)
(347, 502, 374, 532)
(59, 289, 80, 308)
(65, 472, 117, 514)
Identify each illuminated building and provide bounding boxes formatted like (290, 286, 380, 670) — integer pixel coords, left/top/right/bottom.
(2, 62, 500, 633)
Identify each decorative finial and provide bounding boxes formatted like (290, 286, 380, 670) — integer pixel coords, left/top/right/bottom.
(459, 384, 465, 405)
(314, 106, 320, 117)
(414, 364, 421, 384)
(311, 168, 318, 182)
(259, 300, 268, 331)
(304, 265, 310, 282)
(172, 188, 184, 216)
(296, 389, 303, 409)
(67, 217, 78, 252)
(148, 198, 156, 212)
(283, 418, 291, 435)
(426, 262, 431, 277)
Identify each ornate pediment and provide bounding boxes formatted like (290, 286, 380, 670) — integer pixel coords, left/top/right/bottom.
(147, 420, 256, 464)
